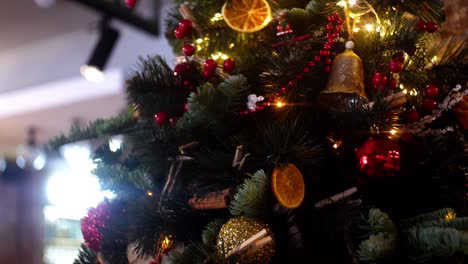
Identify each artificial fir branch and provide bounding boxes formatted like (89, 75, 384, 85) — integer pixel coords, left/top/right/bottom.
(49, 110, 135, 149)
(229, 170, 270, 218)
(401, 208, 456, 228)
(202, 219, 225, 248)
(73, 244, 99, 264)
(93, 163, 153, 194)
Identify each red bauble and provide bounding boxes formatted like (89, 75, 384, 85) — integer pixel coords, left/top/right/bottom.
(425, 84, 439, 98)
(203, 59, 217, 71)
(422, 98, 437, 112)
(174, 27, 187, 39)
(417, 21, 427, 31)
(388, 78, 398, 89)
(372, 73, 388, 89)
(183, 44, 195, 56)
(125, 0, 137, 7)
(223, 58, 235, 72)
(81, 201, 111, 252)
(425, 21, 438, 33)
(406, 109, 420, 123)
(202, 68, 215, 79)
(178, 19, 193, 33)
(356, 136, 401, 179)
(388, 60, 403, 73)
(174, 63, 189, 76)
(154, 112, 167, 126)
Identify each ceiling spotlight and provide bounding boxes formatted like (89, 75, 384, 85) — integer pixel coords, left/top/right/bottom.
(81, 20, 120, 83)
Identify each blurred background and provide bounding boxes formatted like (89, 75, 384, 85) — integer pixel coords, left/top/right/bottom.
(0, 0, 465, 263)
(0, 0, 174, 263)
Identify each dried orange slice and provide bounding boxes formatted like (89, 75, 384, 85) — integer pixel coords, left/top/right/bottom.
(221, 0, 272, 33)
(271, 164, 305, 209)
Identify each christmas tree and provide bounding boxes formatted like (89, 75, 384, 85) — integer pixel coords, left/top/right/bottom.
(55, 0, 468, 263)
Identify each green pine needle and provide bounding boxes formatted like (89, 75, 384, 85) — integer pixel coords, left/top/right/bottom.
(73, 244, 99, 264)
(230, 170, 270, 218)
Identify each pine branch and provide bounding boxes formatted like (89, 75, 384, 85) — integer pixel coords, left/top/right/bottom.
(202, 219, 225, 249)
(367, 208, 397, 235)
(93, 163, 153, 193)
(230, 170, 270, 218)
(406, 227, 468, 257)
(411, 217, 468, 232)
(49, 110, 135, 149)
(73, 244, 99, 264)
(174, 75, 249, 136)
(401, 208, 456, 228)
(358, 233, 397, 263)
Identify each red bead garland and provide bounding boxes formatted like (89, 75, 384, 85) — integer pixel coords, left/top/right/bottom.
(241, 13, 343, 115)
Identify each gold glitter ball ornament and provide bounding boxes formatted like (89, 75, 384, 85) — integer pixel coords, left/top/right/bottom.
(216, 216, 275, 263)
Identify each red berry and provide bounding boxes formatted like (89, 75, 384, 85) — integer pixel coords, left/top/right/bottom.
(425, 21, 438, 33)
(296, 74, 303, 80)
(328, 16, 335, 22)
(425, 84, 439, 98)
(325, 58, 332, 65)
(288, 80, 295, 87)
(388, 78, 398, 89)
(388, 60, 403, 73)
(222, 58, 235, 72)
(184, 102, 189, 112)
(308, 61, 316, 67)
(314, 56, 321, 62)
(174, 63, 188, 76)
(422, 98, 437, 112)
(325, 66, 331, 73)
(417, 21, 427, 31)
(281, 87, 287, 93)
(183, 44, 195, 56)
(333, 13, 340, 19)
(406, 109, 420, 123)
(178, 19, 193, 33)
(154, 112, 167, 126)
(125, 0, 137, 7)
(303, 67, 310, 73)
(337, 19, 344, 25)
(174, 27, 187, 39)
(336, 25, 343, 31)
(372, 72, 388, 88)
(204, 59, 217, 71)
(326, 25, 333, 31)
(202, 68, 215, 79)
(169, 117, 178, 126)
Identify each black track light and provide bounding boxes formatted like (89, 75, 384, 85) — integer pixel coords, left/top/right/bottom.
(81, 20, 120, 82)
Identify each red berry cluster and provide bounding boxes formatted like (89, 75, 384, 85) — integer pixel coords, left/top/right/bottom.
(202, 59, 217, 79)
(406, 84, 439, 123)
(174, 19, 193, 39)
(417, 21, 438, 33)
(371, 52, 405, 92)
(271, 13, 342, 100)
(422, 84, 439, 112)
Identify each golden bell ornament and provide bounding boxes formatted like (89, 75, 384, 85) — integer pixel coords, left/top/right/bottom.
(320, 41, 369, 111)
